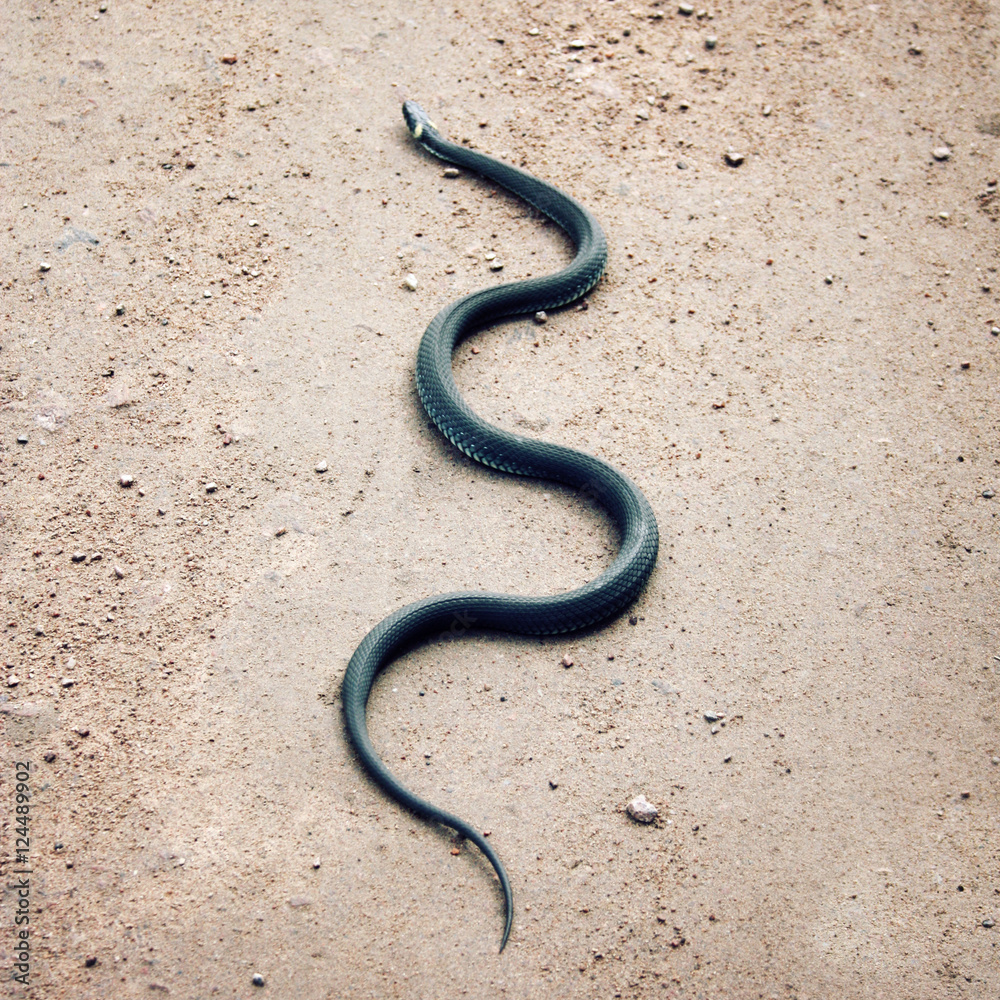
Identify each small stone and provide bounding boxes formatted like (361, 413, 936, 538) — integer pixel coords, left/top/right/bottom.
(991, 327, 999, 336)
(763, 105, 772, 116)
(938, 212, 950, 220)
(534, 311, 548, 324)
(992, 756, 1000, 765)
(678, 2, 694, 14)
(61, 678, 75, 687)
(205, 482, 217, 493)
(705, 36, 717, 49)
(114, 565, 125, 579)
(115, 304, 125, 315)
(74, 727, 90, 737)
(627, 795, 658, 823)
(724, 149, 745, 167)
(984, 918, 996, 928)
(44, 751, 57, 762)
(203, 290, 213, 299)
(568, 39, 586, 50)
(6, 675, 19, 687)
(983, 489, 996, 499)
(403, 273, 418, 290)
(90, 552, 102, 562)
(711, 725, 720, 735)
(39, 261, 51, 272)
(119, 474, 134, 487)
(84, 956, 97, 968)
(315, 459, 328, 473)
(723, 754, 732, 763)
(932, 146, 951, 161)
(71, 551, 87, 563)
(561, 655, 574, 668)
(312, 858, 321, 869)
(549, 779, 559, 789)
(252, 973, 265, 987)
(489, 261, 504, 271)
(824, 275, 834, 285)
(221, 54, 238, 64)
(443, 167, 460, 178)
(704, 711, 720, 722)
(275, 527, 287, 537)
(17, 434, 28, 444)
(248, 219, 259, 227)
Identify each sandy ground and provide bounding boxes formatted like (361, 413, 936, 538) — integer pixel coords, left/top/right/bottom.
(1, 1, 998, 997)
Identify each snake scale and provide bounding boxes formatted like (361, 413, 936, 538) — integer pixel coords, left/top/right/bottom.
(341, 100, 660, 951)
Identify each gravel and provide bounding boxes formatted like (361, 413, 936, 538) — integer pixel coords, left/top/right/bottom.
(627, 795, 658, 823)
(932, 146, 952, 161)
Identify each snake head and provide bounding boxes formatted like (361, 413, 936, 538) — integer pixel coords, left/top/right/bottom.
(402, 100, 438, 140)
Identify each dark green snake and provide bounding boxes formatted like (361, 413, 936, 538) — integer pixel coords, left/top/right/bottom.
(341, 100, 659, 951)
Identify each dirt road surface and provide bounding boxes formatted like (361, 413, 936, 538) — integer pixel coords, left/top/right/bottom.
(1, 1, 998, 997)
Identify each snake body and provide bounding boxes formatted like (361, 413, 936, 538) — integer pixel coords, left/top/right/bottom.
(341, 101, 659, 951)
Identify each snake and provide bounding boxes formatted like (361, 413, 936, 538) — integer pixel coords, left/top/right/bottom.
(341, 100, 660, 952)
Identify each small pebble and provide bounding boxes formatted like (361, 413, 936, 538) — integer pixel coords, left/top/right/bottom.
(17, 434, 28, 444)
(705, 36, 717, 49)
(119, 474, 134, 487)
(39, 261, 51, 272)
(71, 551, 87, 563)
(248, 219, 259, 227)
(984, 918, 996, 928)
(6, 675, 19, 687)
(275, 527, 287, 537)
(489, 261, 504, 271)
(84, 956, 97, 968)
(678, 2, 694, 14)
(568, 39, 586, 50)
(561, 655, 573, 668)
(534, 311, 547, 324)
(932, 146, 951, 161)
(724, 754, 732, 763)
(252, 973, 265, 987)
(443, 167, 460, 178)
(762, 105, 772, 116)
(627, 795, 658, 823)
(312, 858, 321, 869)
(403, 274, 418, 290)
(824, 275, 834, 285)
(61, 678, 75, 687)
(90, 552, 102, 562)
(711, 725, 720, 735)
(549, 779, 559, 789)
(203, 290, 212, 299)
(205, 482, 217, 493)
(114, 565, 125, 579)
(115, 304, 125, 315)
(315, 459, 328, 473)
(983, 489, 995, 499)
(991, 327, 999, 336)
(44, 751, 56, 762)
(724, 149, 745, 167)
(704, 711, 720, 722)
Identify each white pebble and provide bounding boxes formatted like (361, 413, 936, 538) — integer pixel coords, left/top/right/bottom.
(39, 261, 51, 272)
(627, 795, 658, 823)
(443, 167, 460, 178)
(932, 146, 951, 161)
(114, 565, 125, 579)
(205, 482, 218, 493)
(203, 290, 212, 298)
(315, 460, 329, 473)
(119, 474, 134, 487)
(403, 274, 418, 290)
(61, 678, 75, 688)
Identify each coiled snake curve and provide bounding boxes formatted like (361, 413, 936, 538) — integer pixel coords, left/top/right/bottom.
(341, 100, 659, 952)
